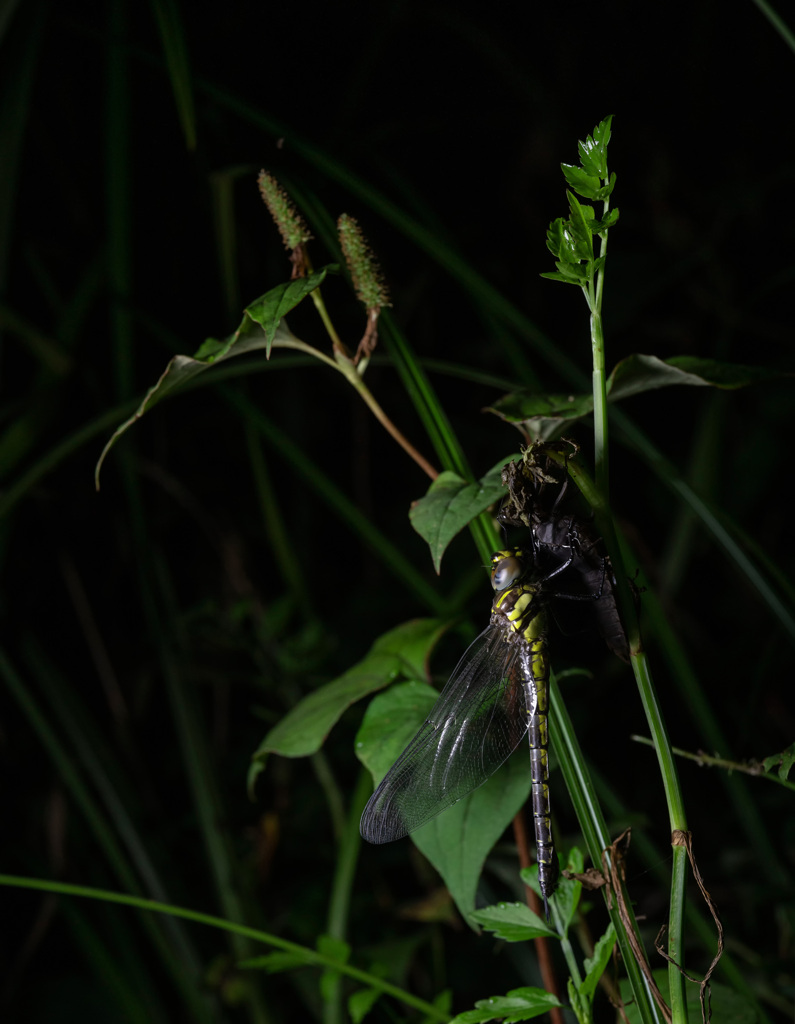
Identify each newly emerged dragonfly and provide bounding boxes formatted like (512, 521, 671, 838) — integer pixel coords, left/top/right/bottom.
(499, 441, 629, 662)
(360, 547, 559, 917)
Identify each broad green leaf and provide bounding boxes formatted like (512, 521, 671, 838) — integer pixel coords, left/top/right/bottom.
(579, 922, 616, 1002)
(96, 318, 293, 486)
(409, 463, 507, 573)
(243, 266, 336, 354)
(469, 900, 554, 941)
(485, 354, 784, 440)
(355, 678, 438, 780)
(520, 855, 581, 934)
(561, 164, 601, 200)
(450, 987, 564, 1024)
(356, 681, 534, 923)
(608, 353, 783, 401)
(412, 751, 533, 923)
(348, 988, 381, 1024)
(253, 620, 442, 760)
(484, 391, 594, 441)
(94, 267, 337, 486)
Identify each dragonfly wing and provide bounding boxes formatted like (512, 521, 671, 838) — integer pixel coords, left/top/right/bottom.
(360, 625, 532, 844)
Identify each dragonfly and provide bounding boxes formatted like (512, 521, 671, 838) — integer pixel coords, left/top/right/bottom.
(499, 441, 629, 662)
(360, 547, 559, 918)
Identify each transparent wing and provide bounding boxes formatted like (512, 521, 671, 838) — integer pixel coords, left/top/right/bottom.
(360, 624, 535, 844)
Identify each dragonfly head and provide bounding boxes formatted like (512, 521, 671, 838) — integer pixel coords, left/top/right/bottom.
(490, 549, 528, 592)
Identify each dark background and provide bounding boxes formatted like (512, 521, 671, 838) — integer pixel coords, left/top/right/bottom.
(1, 1, 793, 1021)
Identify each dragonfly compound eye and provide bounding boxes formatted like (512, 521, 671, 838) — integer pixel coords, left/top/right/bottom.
(491, 554, 523, 592)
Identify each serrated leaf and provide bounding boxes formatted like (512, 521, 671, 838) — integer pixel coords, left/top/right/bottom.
(579, 923, 617, 1002)
(561, 163, 602, 200)
(591, 209, 620, 233)
(348, 988, 381, 1024)
(409, 463, 507, 573)
(539, 271, 578, 285)
(520, 858, 580, 933)
(554, 260, 589, 285)
(545, 217, 567, 260)
(578, 116, 612, 179)
(566, 193, 595, 261)
(470, 900, 554, 941)
(252, 620, 443, 760)
(451, 987, 564, 1024)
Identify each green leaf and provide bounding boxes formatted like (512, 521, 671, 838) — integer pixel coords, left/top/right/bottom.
(348, 988, 381, 1024)
(356, 679, 438, 782)
(317, 934, 350, 963)
(356, 680, 534, 922)
(762, 742, 795, 780)
(553, 260, 589, 285)
(484, 391, 595, 440)
(411, 751, 533, 923)
(545, 218, 567, 260)
(520, 856, 581, 934)
(579, 922, 616, 1003)
(409, 462, 507, 572)
(450, 987, 564, 1024)
(590, 208, 620, 233)
(470, 900, 554, 941)
(566, 192, 594, 261)
(561, 163, 601, 200)
(608, 353, 784, 402)
(578, 115, 612, 178)
(247, 950, 316, 974)
(243, 266, 336, 356)
(253, 620, 443, 760)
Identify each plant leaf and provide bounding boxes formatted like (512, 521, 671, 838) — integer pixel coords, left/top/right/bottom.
(470, 900, 554, 941)
(409, 462, 508, 573)
(253, 620, 442, 760)
(348, 988, 381, 1024)
(579, 922, 616, 1002)
(356, 681, 533, 923)
(761, 742, 795, 780)
(94, 267, 337, 487)
(561, 164, 601, 200)
(450, 987, 564, 1024)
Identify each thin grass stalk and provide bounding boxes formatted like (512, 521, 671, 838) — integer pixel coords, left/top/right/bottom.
(0, 646, 216, 1022)
(222, 386, 449, 615)
(323, 769, 371, 1024)
(0, 876, 453, 1023)
(63, 903, 169, 1024)
(549, 677, 666, 1024)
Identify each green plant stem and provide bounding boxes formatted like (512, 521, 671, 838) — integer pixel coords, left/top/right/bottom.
(0, 876, 451, 1022)
(323, 769, 371, 1024)
(549, 678, 666, 1024)
(588, 194, 610, 499)
(631, 735, 795, 792)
